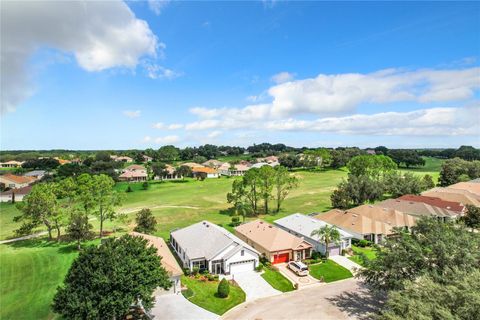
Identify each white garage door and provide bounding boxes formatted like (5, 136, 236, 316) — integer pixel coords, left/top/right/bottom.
(229, 260, 255, 275)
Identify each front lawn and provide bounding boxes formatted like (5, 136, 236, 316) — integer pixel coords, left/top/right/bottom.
(309, 259, 353, 283)
(348, 245, 377, 267)
(181, 276, 246, 315)
(261, 267, 295, 292)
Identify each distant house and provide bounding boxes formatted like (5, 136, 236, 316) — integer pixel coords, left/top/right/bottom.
(0, 186, 32, 202)
(0, 174, 36, 189)
(235, 220, 312, 264)
(24, 170, 47, 180)
(155, 165, 182, 180)
(366, 149, 376, 155)
(111, 155, 134, 163)
(192, 167, 219, 179)
(397, 194, 465, 216)
(119, 164, 147, 182)
(130, 232, 183, 293)
(274, 213, 353, 256)
(256, 156, 279, 164)
(218, 163, 250, 176)
(249, 162, 279, 169)
(142, 155, 153, 163)
(0, 161, 23, 168)
(170, 221, 259, 275)
(422, 188, 480, 207)
(316, 205, 416, 244)
(377, 199, 460, 221)
(54, 158, 71, 165)
(181, 162, 204, 169)
(202, 159, 224, 169)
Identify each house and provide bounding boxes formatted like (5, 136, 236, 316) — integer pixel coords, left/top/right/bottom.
(0, 160, 23, 168)
(130, 232, 183, 293)
(155, 165, 182, 180)
(274, 213, 353, 256)
(366, 149, 376, 155)
(111, 155, 134, 163)
(181, 162, 204, 169)
(119, 165, 148, 182)
(192, 167, 219, 179)
(447, 182, 480, 197)
(316, 205, 416, 244)
(24, 170, 47, 180)
(0, 174, 35, 189)
(397, 194, 465, 215)
(256, 156, 279, 164)
(142, 155, 153, 163)
(422, 188, 480, 207)
(218, 163, 250, 176)
(170, 221, 260, 275)
(377, 199, 460, 221)
(0, 186, 32, 202)
(202, 159, 224, 169)
(235, 220, 312, 264)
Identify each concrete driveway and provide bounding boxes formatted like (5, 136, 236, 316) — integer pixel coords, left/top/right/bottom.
(276, 263, 318, 288)
(329, 255, 362, 274)
(150, 291, 218, 320)
(221, 278, 384, 320)
(229, 271, 281, 301)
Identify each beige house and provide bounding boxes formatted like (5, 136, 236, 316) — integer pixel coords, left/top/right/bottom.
(0, 174, 35, 189)
(235, 220, 312, 264)
(119, 165, 147, 182)
(111, 155, 133, 163)
(0, 161, 23, 168)
(155, 164, 182, 180)
(422, 188, 480, 207)
(447, 182, 480, 198)
(129, 232, 183, 293)
(0, 186, 32, 202)
(377, 199, 460, 220)
(202, 159, 224, 169)
(316, 205, 416, 244)
(181, 162, 204, 169)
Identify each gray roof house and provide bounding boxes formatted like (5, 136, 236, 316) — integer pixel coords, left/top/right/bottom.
(274, 213, 353, 256)
(170, 221, 260, 275)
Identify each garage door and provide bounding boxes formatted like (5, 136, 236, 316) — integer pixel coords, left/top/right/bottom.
(229, 260, 255, 274)
(328, 246, 341, 256)
(273, 253, 289, 264)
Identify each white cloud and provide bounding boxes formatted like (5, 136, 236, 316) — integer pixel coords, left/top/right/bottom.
(144, 62, 182, 80)
(167, 123, 184, 130)
(143, 136, 152, 142)
(153, 122, 165, 129)
(154, 135, 180, 144)
(271, 71, 295, 84)
(148, 0, 170, 15)
(1, 0, 159, 114)
(207, 131, 222, 138)
(123, 110, 141, 118)
(153, 122, 184, 130)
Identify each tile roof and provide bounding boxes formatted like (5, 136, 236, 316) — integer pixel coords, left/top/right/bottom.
(235, 220, 312, 252)
(124, 164, 146, 171)
(181, 162, 204, 168)
(192, 167, 218, 174)
(0, 185, 32, 196)
(24, 170, 46, 177)
(422, 188, 480, 207)
(119, 171, 147, 178)
(397, 194, 465, 213)
(349, 205, 417, 228)
(129, 232, 183, 277)
(0, 174, 35, 184)
(378, 199, 458, 218)
(448, 182, 480, 197)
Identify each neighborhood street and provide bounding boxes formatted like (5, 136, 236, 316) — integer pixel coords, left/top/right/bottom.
(222, 278, 383, 320)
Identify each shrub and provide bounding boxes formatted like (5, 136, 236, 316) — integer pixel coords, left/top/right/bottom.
(214, 275, 219, 281)
(192, 267, 199, 276)
(260, 255, 270, 265)
(182, 288, 194, 299)
(217, 278, 230, 298)
(255, 264, 264, 272)
(207, 274, 215, 281)
(183, 268, 191, 276)
(126, 185, 133, 193)
(358, 239, 371, 247)
(142, 182, 149, 190)
(230, 216, 241, 227)
(200, 269, 209, 275)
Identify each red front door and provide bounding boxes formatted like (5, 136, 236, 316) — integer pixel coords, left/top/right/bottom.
(273, 253, 289, 264)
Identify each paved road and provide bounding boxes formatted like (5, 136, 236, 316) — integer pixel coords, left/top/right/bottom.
(222, 278, 383, 320)
(150, 291, 218, 320)
(230, 271, 281, 301)
(0, 231, 48, 244)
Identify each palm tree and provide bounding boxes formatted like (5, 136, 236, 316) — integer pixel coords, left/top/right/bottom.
(310, 225, 341, 258)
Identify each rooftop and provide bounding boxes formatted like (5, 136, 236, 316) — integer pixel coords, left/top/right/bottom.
(378, 199, 458, 218)
(397, 194, 465, 213)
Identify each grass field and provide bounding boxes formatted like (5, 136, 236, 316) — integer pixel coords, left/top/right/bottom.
(181, 276, 245, 315)
(348, 245, 377, 267)
(309, 259, 353, 283)
(398, 157, 443, 182)
(261, 267, 295, 292)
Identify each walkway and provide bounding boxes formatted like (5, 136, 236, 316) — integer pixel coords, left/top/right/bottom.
(329, 255, 363, 274)
(227, 271, 281, 301)
(150, 291, 218, 320)
(0, 231, 48, 244)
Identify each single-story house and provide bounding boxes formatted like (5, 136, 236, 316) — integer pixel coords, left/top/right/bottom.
(256, 156, 279, 164)
(155, 164, 182, 180)
(192, 167, 219, 179)
(24, 170, 47, 180)
(170, 221, 259, 275)
(111, 155, 133, 163)
(130, 232, 183, 293)
(397, 194, 465, 216)
(218, 163, 250, 176)
(0, 174, 36, 189)
(377, 199, 459, 221)
(447, 182, 480, 198)
(0, 161, 23, 168)
(202, 159, 224, 169)
(422, 188, 480, 207)
(119, 164, 148, 182)
(0, 185, 32, 202)
(142, 155, 153, 163)
(316, 205, 416, 244)
(274, 213, 353, 256)
(235, 220, 312, 264)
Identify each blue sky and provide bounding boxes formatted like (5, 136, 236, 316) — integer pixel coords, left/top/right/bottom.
(1, 1, 479, 150)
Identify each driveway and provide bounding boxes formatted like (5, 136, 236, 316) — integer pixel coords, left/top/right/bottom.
(229, 271, 281, 301)
(222, 278, 384, 320)
(150, 291, 218, 320)
(276, 263, 318, 288)
(329, 255, 362, 274)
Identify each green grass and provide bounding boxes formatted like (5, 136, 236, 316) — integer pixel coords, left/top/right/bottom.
(348, 245, 377, 267)
(0, 203, 46, 240)
(181, 276, 245, 315)
(261, 267, 295, 292)
(400, 157, 444, 183)
(0, 240, 83, 320)
(309, 259, 353, 283)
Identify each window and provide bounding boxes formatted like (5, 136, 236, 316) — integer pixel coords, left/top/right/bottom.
(241, 250, 244, 256)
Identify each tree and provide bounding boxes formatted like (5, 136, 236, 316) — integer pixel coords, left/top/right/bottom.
(421, 174, 435, 190)
(374, 146, 389, 155)
(158, 145, 180, 162)
(273, 166, 298, 212)
(461, 205, 480, 231)
(66, 211, 93, 250)
(439, 158, 480, 186)
(151, 162, 167, 180)
(21, 158, 60, 170)
(57, 163, 91, 178)
(227, 168, 261, 216)
(134, 152, 145, 163)
(331, 175, 384, 209)
(383, 172, 424, 197)
(347, 155, 397, 179)
(192, 155, 207, 164)
(454, 145, 480, 161)
(15, 183, 63, 241)
(310, 225, 341, 258)
(134, 208, 157, 234)
(217, 278, 230, 298)
(258, 165, 275, 214)
(52, 235, 171, 319)
(388, 149, 425, 168)
(94, 151, 111, 162)
(358, 218, 480, 291)
(90, 174, 122, 238)
(176, 165, 192, 179)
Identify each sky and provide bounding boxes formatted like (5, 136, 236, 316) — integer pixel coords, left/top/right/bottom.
(1, 0, 479, 150)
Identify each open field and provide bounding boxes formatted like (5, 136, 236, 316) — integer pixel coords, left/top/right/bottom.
(398, 156, 443, 182)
